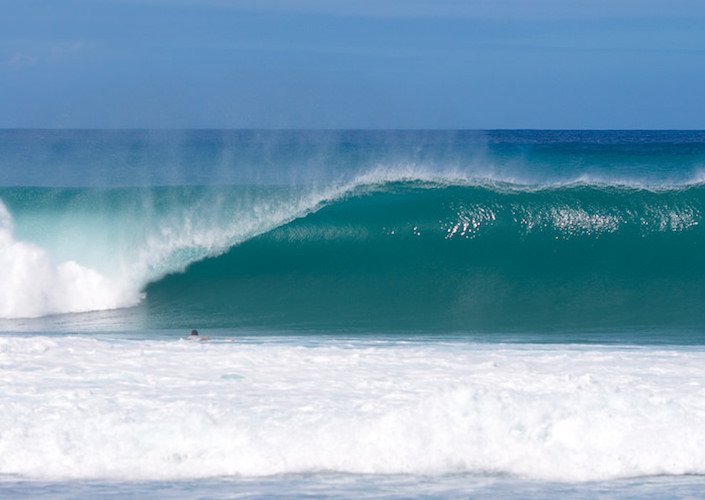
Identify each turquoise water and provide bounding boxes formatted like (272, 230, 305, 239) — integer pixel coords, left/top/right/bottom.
(2, 130, 705, 498)
(144, 181, 705, 333)
(2, 130, 705, 336)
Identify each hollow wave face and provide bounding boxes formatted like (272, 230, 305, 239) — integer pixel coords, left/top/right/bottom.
(143, 181, 705, 332)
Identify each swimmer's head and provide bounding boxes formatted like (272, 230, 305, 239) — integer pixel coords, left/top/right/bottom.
(191, 330, 199, 336)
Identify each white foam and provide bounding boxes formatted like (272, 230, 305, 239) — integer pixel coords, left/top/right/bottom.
(0, 202, 141, 318)
(1, 337, 704, 482)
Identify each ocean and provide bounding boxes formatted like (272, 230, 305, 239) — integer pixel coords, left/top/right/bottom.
(1, 129, 705, 498)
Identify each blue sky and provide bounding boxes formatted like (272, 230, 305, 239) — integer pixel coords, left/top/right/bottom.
(2, 0, 704, 129)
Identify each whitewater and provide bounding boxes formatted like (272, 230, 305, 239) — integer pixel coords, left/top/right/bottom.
(2, 129, 705, 498)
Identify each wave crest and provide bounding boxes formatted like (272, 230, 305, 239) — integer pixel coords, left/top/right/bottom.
(2, 179, 704, 325)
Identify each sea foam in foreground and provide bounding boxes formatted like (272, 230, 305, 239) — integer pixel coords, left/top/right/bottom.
(2, 336, 705, 483)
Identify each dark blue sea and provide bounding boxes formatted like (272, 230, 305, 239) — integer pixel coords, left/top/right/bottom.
(2, 130, 705, 498)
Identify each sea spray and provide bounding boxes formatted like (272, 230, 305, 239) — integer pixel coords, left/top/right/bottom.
(2, 129, 705, 329)
(0, 200, 140, 318)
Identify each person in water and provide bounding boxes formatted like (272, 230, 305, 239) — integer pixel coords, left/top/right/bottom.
(186, 329, 209, 341)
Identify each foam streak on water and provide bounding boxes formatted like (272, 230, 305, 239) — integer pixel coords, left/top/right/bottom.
(1, 336, 705, 483)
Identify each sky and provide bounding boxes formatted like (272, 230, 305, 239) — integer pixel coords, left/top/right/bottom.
(2, 0, 705, 129)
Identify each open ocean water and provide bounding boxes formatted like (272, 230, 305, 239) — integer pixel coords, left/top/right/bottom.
(2, 129, 705, 498)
